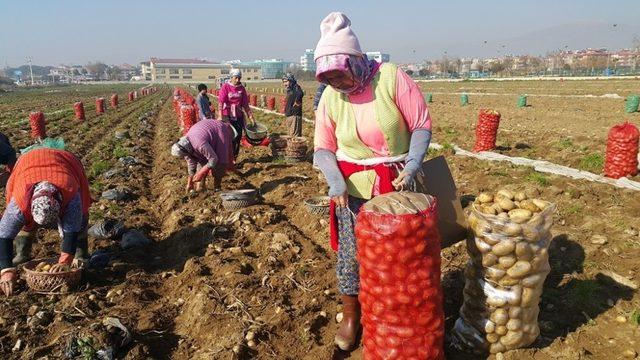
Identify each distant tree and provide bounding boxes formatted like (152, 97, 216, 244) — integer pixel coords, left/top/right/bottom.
(85, 62, 108, 79)
(489, 62, 505, 74)
(107, 66, 122, 80)
(405, 69, 414, 76)
(418, 69, 429, 77)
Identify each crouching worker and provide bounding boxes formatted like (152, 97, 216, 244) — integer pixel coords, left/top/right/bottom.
(171, 118, 234, 193)
(0, 148, 92, 296)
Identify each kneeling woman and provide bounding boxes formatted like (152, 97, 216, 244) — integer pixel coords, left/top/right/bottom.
(171, 119, 234, 192)
(312, 12, 433, 351)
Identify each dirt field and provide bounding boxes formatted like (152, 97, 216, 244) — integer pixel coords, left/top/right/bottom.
(0, 81, 639, 360)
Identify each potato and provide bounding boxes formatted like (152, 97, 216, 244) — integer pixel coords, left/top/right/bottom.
(482, 253, 499, 267)
(485, 320, 496, 334)
(486, 333, 500, 344)
(492, 239, 516, 256)
(495, 325, 508, 335)
(521, 273, 545, 288)
(519, 199, 539, 213)
(487, 296, 507, 307)
(506, 261, 532, 279)
(497, 189, 515, 200)
(508, 209, 533, 223)
(498, 254, 517, 270)
(499, 276, 520, 287)
(497, 212, 509, 220)
(490, 309, 509, 326)
(481, 205, 498, 215)
(474, 237, 492, 253)
(492, 203, 505, 214)
(477, 192, 493, 203)
(489, 342, 506, 354)
(35, 262, 47, 272)
(515, 242, 533, 261)
(514, 191, 528, 202)
(509, 306, 522, 319)
(486, 267, 506, 281)
(507, 318, 522, 331)
(500, 330, 524, 347)
(483, 234, 501, 246)
(497, 198, 516, 212)
(521, 285, 543, 307)
(42, 264, 51, 272)
(531, 199, 549, 211)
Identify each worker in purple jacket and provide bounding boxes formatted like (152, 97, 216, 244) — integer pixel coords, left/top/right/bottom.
(171, 119, 234, 192)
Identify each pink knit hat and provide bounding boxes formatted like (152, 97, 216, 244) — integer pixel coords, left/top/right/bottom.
(314, 12, 363, 61)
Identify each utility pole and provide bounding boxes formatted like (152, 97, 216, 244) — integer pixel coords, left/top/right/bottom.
(27, 56, 35, 85)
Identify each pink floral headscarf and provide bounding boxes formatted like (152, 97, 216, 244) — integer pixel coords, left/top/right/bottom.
(315, 54, 380, 95)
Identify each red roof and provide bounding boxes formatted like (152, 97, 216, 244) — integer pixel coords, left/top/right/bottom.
(150, 58, 217, 64)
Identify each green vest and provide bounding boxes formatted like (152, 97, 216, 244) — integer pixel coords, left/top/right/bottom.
(323, 63, 410, 199)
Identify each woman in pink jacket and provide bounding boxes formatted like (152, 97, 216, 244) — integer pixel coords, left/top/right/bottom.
(217, 69, 256, 159)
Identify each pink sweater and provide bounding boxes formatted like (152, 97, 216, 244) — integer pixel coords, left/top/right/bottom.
(314, 68, 431, 156)
(218, 82, 252, 118)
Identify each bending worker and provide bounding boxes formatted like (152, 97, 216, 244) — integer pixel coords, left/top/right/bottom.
(312, 12, 433, 351)
(171, 118, 234, 193)
(0, 147, 92, 296)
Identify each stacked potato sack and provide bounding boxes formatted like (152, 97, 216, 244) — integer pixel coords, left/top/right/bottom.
(29, 111, 46, 140)
(356, 192, 444, 360)
(95, 98, 105, 114)
(74, 102, 85, 121)
(473, 109, 501, 152)
(453, 189, 555, 354)
(110, 94, 118, 109)
(603, 122, 639, 179)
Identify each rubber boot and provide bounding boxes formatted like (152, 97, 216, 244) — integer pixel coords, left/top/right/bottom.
(12, 234, 33, 265)
(335, 295, 361, 351)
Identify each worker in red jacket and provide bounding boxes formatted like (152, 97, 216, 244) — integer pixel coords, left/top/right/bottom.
(0, 148, 92, 296)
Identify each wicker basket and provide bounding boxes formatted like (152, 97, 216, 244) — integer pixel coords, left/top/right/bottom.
(22, 258, 82, 294)
(304, 196, 331, 215)
(220, 189, 258, 210)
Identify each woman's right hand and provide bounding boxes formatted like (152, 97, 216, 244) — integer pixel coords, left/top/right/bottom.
(186, 176, 195, 193)
(0, 268, 16, 297)
(332, 191, 349, 208)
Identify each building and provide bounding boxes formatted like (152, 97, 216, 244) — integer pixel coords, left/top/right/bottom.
(365, 51, 390, 63)
(239, 59, 292, 79)
(300, 49, 316, 72)
(147, 58, 262, 83)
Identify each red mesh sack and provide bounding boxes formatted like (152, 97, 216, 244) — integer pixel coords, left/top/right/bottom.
(96, 98, 105, 114)
(267, 96, 276, 110)
(355, 192, 445, 360)
(128, 91, 135, 102)
(29, 111, 46, 140)
(110, 94, 118, 108)
(180, 105, 197, 135)
(473, 109, 501, 152)
(74, 102, 85, 121)
(250, 94, 258, 106)
(604, 122, 639, 179)
(279, 97, 287, 113)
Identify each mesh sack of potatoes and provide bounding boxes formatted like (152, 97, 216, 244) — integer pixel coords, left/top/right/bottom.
(452, 188, 556, 354)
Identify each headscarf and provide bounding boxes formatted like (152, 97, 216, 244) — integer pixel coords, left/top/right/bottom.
(170, 136, 194, 158)
(230, 69, 242, 78)
(30, 182, 61, 227)
(282, 73, 297, 88)
(315, 54, 379, 95)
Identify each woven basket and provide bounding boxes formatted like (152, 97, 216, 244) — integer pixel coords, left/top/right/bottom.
(304, 196, 330, 215)
(22, 258, 82, 294)
(222, 198, 257, 210)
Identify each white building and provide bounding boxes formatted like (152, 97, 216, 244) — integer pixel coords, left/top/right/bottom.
(366, 51, 390, 63)
(300, 49, 316, 72)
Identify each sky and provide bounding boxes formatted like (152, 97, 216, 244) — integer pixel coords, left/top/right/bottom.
(1, 0, 639, 67)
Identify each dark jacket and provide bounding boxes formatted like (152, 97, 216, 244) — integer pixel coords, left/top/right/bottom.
(285, 84, 304, 117)
(0, 132, 16, 167)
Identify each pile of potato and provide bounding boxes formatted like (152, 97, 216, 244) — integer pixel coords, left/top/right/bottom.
(454, 189, 555, 354)
(34, 261, 70, 273)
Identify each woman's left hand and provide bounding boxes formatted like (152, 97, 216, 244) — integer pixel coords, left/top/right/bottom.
(392, 170, 413, 191)
(193, 167, 211, 182)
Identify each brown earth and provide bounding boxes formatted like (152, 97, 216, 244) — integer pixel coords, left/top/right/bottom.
(0, 83, 639, 359)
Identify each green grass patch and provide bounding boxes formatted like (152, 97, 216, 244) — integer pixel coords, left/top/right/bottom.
(525, 171, 550, 186)
(112, 145, 129, 158)
(579, 153, 604, 173)
(88, 161, 109, 178)
(565, 204, 583, 215)
(556, 138, 574, 149)
(489, 170, 509, 177)
(630, 309, 640, 326)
